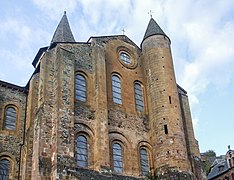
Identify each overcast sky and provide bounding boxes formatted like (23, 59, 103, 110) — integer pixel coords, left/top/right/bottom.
(0, 0, 234, 156)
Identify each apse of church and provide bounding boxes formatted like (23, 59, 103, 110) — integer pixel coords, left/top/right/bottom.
(0, 12, 204, 179)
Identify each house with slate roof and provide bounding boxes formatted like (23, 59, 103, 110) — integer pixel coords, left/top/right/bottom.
(207, 148, 234, 180)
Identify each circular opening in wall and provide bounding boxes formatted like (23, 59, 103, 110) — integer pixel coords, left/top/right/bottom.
(117, 47, 137, 69)
(120, 51, 131, 65)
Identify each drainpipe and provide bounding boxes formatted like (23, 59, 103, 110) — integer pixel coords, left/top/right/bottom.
(18, 87, 28, 180)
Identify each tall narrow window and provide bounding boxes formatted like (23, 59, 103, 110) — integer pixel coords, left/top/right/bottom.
(113, 143, 123, 174)
(4, 107, 17, 130)
(76, 135, 88, 167)
(75, 74, 87, 102)
(112, 75, 122, 104)
(0, 158, 10, 179)
(134, 83, 144, 111)
(140, 148, 149, 176)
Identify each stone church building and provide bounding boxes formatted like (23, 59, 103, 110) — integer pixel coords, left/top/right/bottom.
(0, 12, 203, 179)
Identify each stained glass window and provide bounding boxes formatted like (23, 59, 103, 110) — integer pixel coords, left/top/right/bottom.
(112, 75, 122, 104)
(76, 135, 88, 167)
(134, 83, 144, 111)
(75, 74, 87, 102)
(113, 143, 123, 174)
(120, 52, 131, 64)
(4, 107, 17, 130)
(0, 159, 10, 180)
(140, 148, 149, 176)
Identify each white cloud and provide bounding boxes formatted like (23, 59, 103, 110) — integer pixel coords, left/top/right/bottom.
(134, 0, 234, 128)
(32, 0, 79, 20)
(1, 0, 234, 132)
(0, 14, 51, 85)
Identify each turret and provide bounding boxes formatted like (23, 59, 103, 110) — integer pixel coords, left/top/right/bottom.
(141, 18, 192, 176)
(51, 11, 75, 44)
(30, 12, 76, 179)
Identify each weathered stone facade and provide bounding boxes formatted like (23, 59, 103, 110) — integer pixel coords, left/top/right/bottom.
(0, 13, 204, 179)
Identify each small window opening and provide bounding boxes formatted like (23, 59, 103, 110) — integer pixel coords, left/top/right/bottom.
(164, 125, 168, 134)
(169, 96, 171, 104)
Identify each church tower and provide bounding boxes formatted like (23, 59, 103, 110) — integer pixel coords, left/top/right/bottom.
(141, 18, 191, 176)
(29, 12, 77, 179)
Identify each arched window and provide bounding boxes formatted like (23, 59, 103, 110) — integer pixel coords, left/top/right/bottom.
(76, 135, 88, 167)
(134, 83, 144, 111)
(0, 158, 10, 179)
(140, 148, 149, 176)
(112, 75, 122, 104)
(112, 143, 123, 174)
(75, 74, 87, 102)
(4, 106, 17, 130)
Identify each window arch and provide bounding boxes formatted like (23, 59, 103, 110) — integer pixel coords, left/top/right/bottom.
(134, 82, 144, 111)
(0, 158, 10, 179)
(112, 143, 123, 174)
(76, 135, 88, 167)
(140, 148, 149, 176)
(75, 74, 87, 102)
(4, 106, 17, 130)
(112, 74, 122, 104)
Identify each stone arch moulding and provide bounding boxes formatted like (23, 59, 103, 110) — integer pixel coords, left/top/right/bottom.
(137, 140, 154, 175)
(74, 123, 95, 169)
(109, 131, 132, 174)
(1, 102, 20, 133)
(116, 45, 138, 69)
(74, 122, 95, 138)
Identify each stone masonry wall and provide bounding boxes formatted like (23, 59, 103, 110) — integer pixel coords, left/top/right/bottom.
(0, 83, 27, 179)
(142, 35, 190, 173)
(104, 38, 153, 177)
(24, 36, 201, 179)
(22, 73, 40, 180)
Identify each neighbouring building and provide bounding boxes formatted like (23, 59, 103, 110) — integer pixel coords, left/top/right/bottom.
(0, 12, 204, 179)
(207, 148, 234, 180)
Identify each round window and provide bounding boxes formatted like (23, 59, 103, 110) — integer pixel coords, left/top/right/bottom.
(120, 52, 131, 65)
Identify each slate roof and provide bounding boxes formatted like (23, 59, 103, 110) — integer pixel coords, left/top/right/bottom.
(51, 11, 75, 43)
(0, 80, 27, 93)
(88, 35, 141, 51)
(142, 18, 168, 42)
(207, 159, 229, 179)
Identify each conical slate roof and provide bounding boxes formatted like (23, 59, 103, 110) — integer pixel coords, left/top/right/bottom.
(142, 18, 167, 42)
(51, 11, 75, 43)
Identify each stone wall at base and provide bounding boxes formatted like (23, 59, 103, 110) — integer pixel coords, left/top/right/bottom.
(67, 168, 145, 180)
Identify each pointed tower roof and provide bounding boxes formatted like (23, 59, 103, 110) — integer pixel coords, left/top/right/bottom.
(51, 11, 75, 43)
(142, 18, 168, 42)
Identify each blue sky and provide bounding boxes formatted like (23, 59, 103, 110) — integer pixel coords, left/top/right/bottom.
(0, 0, 234, 156)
